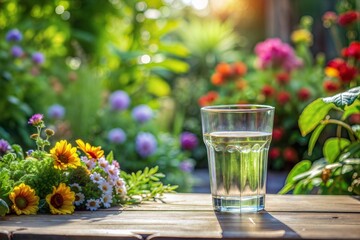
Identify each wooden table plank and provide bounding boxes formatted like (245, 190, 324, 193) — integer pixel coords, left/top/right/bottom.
(127, 194, 360, 213)
(0, 194, 359, 240)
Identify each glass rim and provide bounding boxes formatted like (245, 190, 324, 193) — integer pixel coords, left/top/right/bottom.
(201, 104, 275, 113)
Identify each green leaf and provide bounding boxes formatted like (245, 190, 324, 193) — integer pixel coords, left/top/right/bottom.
(106, 151, 114, 162)
(293, 179, 308, 194)
(298, 98, 334, 136)
(147, 77, 171, 97)
(342, 99, 360, 120)
(0, 198, 9, 217)
(278, 182, 295, 194)
(323, 138, 351, 163)
(149, 58, 189, 73)
(159, 42, 189, 57)
(285, 160, 312, 184)
(308, 123, 326, 156)
(323, 86, 360, 109)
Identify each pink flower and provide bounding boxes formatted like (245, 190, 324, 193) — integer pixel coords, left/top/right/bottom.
(255, 38, 302, 71)
(28, 114, 43, 126)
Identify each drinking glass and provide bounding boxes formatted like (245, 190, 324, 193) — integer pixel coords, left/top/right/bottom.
(201, 104, 274, 213)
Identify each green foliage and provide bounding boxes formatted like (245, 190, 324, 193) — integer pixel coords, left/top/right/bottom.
(298, 99, 335, 137)
(280, 87, 360, 195)
(121, 166, 178, 205)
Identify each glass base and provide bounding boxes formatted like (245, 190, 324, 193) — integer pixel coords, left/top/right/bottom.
(212, 195, 264, 213)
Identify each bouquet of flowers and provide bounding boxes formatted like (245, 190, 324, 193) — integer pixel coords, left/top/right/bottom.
(0, 114, 177, 217)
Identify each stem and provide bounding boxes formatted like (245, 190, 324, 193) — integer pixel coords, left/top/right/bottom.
(323, 119, 357, 142)
(36, 126, 42, 151)
(330, 26, 342, 56)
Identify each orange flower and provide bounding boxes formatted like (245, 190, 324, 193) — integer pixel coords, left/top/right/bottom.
(76, 139, 104, 160)
(232, 62, 247, 77)
(215, 62, 233, 78)
(211, 73, 225, 86)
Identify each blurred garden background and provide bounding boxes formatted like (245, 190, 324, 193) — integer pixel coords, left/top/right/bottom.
(0, 0, 359, 193)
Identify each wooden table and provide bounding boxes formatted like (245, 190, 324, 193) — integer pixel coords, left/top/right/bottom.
(0, 194, 359, 239)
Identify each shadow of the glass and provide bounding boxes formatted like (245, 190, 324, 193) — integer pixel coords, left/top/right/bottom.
(215, 211, 300, 239)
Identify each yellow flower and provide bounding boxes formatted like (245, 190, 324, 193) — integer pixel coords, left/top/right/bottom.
(9, 183, 39, 215)
(46, 183, 75, 215)
(50, 140, 81, 170)
(325, 67, 339, 78)
(76, 139, 104, 160)
(291, 29, 313, 45)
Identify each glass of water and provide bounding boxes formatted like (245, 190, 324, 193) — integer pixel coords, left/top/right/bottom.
(201, 104, 274, 213)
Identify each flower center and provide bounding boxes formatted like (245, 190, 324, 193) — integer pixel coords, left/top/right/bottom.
(90, 201, 96, 207)
(58, 154, 69, 163)
(51, 193, 64, 208)
(15, 196, 28, 210)
(75, 195, 80, 201)
(88, 151, 97, 159)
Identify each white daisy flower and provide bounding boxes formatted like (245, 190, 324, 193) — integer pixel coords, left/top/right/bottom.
(69, 183, 82, 193)
(101, 194, 113, 208)
(115, 178, 126, 188)
(86, 199, 101, 211)
(98, 157, 109, 170)
(116, 185, 127, 197)
(74, 192, 85, 206)
(106, 164, 119, 180)
(98, 181, 113, 195)
(90, 172, 105, 184)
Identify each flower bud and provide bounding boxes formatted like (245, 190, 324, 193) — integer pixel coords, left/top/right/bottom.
(30, 134, 39, 139)
(45, 128, 55, 136)
(321, 168, 331, 184)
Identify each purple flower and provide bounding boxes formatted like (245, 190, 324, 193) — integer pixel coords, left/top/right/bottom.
(26, 149, 34, 156)
(28, 113, 43, 126)
(11, 46, 23, 58)
(255, 38, 302, 71)
(32, 52, 45, 65)
(0, 139, 11, 155)
(135, 132, 157, 158)
(108, 128, 126, 144)
(47, 104, 65, 119)
(132, 105, 153, 123)
(180, 132, 198, 150)
(109, 90, 130, 111)
(6, 29, 22, 42)
(179, 160, 194, 173)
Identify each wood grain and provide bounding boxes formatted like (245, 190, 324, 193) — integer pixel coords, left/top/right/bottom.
(0, 194, 359, 240)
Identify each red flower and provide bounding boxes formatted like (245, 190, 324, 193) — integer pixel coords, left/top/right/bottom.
(349, 113, 360, 124)
(326, 59, 357, 83)
(276, 72, 291, 85)
(211, 73, 225, 86)
(297, 88, 311, 101)
(261, 85, 275, 97)
(323, 80, 340, 93)
(269, 147, 281, 160)
(283, 147, 298, 162)
(198, 91, 219, 107)
(215, 62, 233, 78)
(338, 10, 360, 27)
(232, 62, 247, 77)
(342, 41, 360, 60)
(277, 91, 291, 105)
(272, 128, 284, 141)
